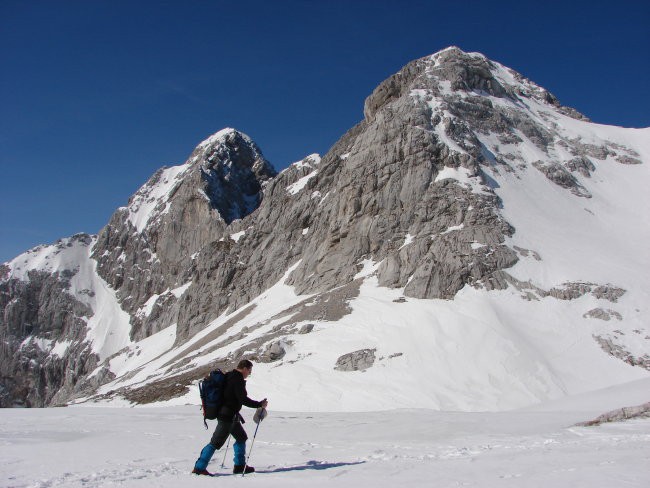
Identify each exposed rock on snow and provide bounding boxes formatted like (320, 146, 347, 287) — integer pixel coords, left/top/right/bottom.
(583, 308, 623, 321)
(593, 336, 650, 371)
(576, 401, 650, 426)
(565, 156, 596, 177)
(298, 324, 315, 334)
(532, 161, 592, 198)
(259, 341, 287, 362)
(547, 282, 626, 302)
(335, 349, 377, 372)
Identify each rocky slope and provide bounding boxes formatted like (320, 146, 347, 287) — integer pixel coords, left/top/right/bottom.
(1, 47, 649, 409)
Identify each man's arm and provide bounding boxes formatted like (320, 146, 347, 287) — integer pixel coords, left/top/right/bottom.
(242, 396, 263, 408)
(234, 376, 267, 408)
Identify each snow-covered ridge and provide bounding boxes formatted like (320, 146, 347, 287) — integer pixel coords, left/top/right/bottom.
(124, 163, 190, 232)
(292, 153, 321, 169)
(425, 47, 578, 116)
(193, 127, 265, 166)
(6, 234, 95, 284)
(197, 127, 238, 148)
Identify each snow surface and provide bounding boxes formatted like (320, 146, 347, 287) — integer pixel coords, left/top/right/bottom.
(7, 236, 92, 284)
(287, 171, 318, 195)
(399, 233, 414, 249)
(230, 231, 246, 243)
(1, 380, 649, 487)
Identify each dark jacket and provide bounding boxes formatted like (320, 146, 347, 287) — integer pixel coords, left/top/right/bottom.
(217, 369, 262, 420)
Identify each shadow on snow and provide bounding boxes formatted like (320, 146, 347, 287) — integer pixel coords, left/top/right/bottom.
(258, 460, 366, 473)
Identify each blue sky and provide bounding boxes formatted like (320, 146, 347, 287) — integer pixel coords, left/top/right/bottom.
(1, 0, 649, 263)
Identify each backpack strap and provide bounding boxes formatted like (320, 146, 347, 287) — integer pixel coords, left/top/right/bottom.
(199, 379, 208, 430)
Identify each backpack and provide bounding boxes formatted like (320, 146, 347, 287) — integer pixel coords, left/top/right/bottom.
(199, 369, 226, 428)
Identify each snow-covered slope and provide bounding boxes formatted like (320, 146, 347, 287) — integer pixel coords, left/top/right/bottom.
(90, 265, 649, 412)
(1, 47, 648, 412)
(5, 235, 132, 362)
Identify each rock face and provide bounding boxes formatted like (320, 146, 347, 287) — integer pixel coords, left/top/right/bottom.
(1, 47, 648, 408)
(0, 235, 111, 407)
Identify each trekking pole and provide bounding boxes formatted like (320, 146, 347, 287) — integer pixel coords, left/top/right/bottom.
(242, 407, 267, 477)
(220, 413, 238, 469)
(220, 436, 231, 468)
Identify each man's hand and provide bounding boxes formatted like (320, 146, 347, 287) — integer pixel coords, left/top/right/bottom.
(260, 398, 268, 408)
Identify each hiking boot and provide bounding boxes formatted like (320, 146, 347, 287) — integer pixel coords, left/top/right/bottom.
(191, 468, 214, 476)
(233, 465, 255, 474)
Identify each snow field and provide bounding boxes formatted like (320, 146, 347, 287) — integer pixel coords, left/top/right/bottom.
(2, 380, 649, 488)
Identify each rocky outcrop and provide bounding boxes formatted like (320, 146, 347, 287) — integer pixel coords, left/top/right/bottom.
(548, 282, 626, 302)
(259, 341, 287, 362)
(576, 402, 650, 426)
(335, 349, 377, 372)
(496, 274, 629, 303)
(565, 156, 596, 177)
(593, 336, 650, 371)
(583, 308, 623, 321)
(532, 161, 592, 198)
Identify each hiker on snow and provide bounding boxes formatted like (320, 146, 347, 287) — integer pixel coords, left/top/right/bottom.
(192, 359, 268, 476)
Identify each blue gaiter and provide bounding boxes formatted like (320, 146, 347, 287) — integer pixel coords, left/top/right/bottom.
(233, 440, 246, 466)
(194, 443, 216, 470)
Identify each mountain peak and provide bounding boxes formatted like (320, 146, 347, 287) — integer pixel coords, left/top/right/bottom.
(189, 128, 276, 178)
(364, 46, 588, 123)
(196, 127, 250, 150)
(120, 128, 277, 233)
(429, 45, 484, 61)
(189, 128, 278, 223)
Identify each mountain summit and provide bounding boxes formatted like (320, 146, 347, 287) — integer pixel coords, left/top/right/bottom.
(2, 47, 649, 410)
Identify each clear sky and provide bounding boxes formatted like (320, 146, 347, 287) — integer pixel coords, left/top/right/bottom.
(1, 0, 649, 263)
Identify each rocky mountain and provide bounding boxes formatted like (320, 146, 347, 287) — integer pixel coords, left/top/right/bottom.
(2, 47, 649, 410)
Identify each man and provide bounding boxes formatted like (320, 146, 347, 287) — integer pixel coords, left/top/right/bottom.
(192, 359, 268, 476)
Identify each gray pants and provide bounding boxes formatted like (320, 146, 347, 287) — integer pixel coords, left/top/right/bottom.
(210, 417, 248, 448)
(195, 417, 249, 470)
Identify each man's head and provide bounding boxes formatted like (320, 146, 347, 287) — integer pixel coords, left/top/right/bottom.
(236, 359, 253, 379)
